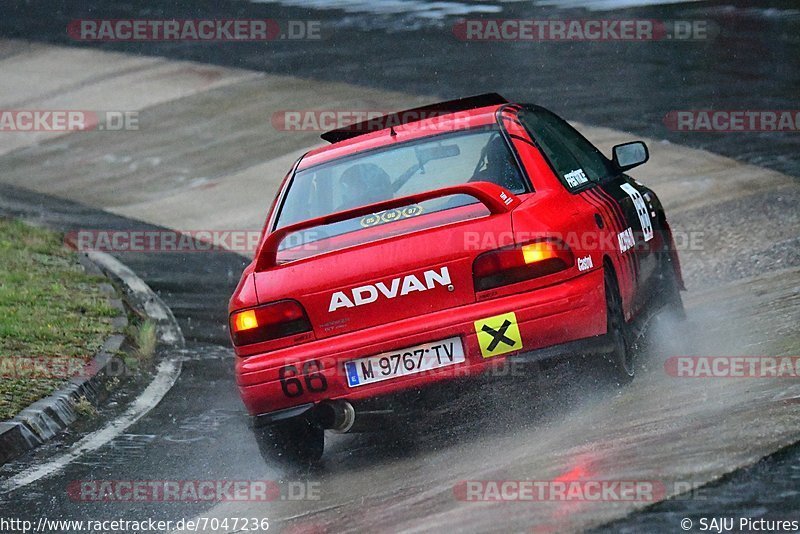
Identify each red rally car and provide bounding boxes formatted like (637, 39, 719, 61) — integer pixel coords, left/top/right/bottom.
(228, 93, 685, 461)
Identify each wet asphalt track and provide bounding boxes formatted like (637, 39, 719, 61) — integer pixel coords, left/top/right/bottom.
(1, 0, 799, 178)
(1, 0, 799, 532)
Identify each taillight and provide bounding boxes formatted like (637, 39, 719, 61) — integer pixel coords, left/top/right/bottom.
(229, 300, 311, 346)
(472, 239, 574, 291)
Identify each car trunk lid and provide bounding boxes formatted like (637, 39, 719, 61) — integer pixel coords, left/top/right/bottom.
(252, 183, 519, 339)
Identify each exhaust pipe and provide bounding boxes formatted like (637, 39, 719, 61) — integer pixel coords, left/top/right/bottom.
(319, 400, 356, 433)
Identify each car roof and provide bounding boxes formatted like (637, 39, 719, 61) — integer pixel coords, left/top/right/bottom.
(298, 93, 515, 170)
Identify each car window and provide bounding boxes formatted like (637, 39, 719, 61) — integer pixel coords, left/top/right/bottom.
(275, 127, 526, 233)
(519, 108, 615, 191)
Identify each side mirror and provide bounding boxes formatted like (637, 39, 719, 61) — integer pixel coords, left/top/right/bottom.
(612, 141, 649, 172)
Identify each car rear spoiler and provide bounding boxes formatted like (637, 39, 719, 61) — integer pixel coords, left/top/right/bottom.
(254, 181, 520, 271)
(320, 93, 508, 143)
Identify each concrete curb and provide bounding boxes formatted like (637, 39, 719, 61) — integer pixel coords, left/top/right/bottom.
(0, 250, 184, 465)
(85, 251, 184, 348)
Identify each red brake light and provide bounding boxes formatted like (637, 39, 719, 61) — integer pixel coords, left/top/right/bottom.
(229, 300, 311, 346)
(472, 239, 574, 291)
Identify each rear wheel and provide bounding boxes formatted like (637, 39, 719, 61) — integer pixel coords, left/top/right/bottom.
(604, 266, 635, 384)
(254, 414, 324, 465)
(659, 253, 686, 321)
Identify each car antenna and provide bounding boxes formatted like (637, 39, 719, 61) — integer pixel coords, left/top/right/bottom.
(390, 126, 397, 137)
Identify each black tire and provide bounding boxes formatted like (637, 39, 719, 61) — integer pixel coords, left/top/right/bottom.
(254, 414, 324, 465)
(659, 253, 686, 321)
(604, 266, 635, 384)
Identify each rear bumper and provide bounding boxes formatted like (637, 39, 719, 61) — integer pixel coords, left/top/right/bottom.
(250, 335, 613, 429)
(237, 269, 606, 418)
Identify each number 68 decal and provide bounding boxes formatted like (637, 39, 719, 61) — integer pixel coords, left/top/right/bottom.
(279, 360, 328, 398)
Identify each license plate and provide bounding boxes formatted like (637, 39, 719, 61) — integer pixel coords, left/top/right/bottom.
(344, 337, 465, 388)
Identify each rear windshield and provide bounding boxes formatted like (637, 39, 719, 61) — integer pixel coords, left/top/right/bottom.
(275, 127, 526, 234)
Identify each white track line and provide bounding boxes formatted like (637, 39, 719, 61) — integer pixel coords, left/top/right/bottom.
(0, 358, 181, 493)
(0, 251, 185, 494)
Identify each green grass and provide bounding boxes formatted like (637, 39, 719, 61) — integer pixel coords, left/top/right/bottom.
(123, 319, 157, 372)
(0, 219, 117, 420)
(133, 320, 157, 360)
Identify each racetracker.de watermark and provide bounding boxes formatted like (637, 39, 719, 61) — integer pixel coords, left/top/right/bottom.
(452, 19, 714, 41)
(462, 230, 705, 252)
(453, 480, 666, 502)
(0, 357, 97, 380)
(67, 229, 269, 254)
(0, 110, 138, 132)
(272, 109, 474, 132)
(68, 19, 322, 41)
(665, 356, 800, 378)
(664, 110, 800, 132)
(68, 480, 320, 502)
(1, 355, 152, 380)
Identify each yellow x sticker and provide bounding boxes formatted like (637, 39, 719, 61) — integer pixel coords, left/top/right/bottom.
(474, 311, 522, 358)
